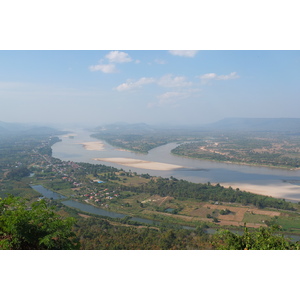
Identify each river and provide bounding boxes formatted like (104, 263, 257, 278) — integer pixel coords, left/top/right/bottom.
(61, 199, 300, 242)
(52, 130, 300, 202)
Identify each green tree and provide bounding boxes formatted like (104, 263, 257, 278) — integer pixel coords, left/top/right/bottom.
(213, 226, 300, 250)
(0, 196, 79, 250)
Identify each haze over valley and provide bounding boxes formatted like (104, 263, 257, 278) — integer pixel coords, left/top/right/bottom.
(2, 51, 300, 251)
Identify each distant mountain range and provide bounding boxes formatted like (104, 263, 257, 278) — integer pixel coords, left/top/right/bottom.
(94, 118, 300, 134)
(3, 118, 300, 137)
(203, 118, 300, 132)
(0, 121, 64, 136)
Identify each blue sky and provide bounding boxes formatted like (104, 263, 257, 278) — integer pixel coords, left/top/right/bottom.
(1, 50, 300, 127)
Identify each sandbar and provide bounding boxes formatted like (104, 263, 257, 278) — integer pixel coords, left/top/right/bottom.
(93, 157, 184, 171)
(79, 142, 105, 151)
(222, 182, 300, 202)
(62, 133, 77, 138)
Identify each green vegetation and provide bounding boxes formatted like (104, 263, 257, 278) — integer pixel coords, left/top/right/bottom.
(91, 132, 180, 153)
(242, 212, 273, 224)
(124, 177, 295, 211)
(1, 126, 300, 249)
(91, 123, 203, 153)
(7, 167, 31, 180)
(73, 217, 212, 250)
(275, 215, 300, 232)
(92, 124, 300, 168)
(2, 196, 298, 250)
(172, 132, 300, 169)
(213, 226, 300, 250)
(0, 196, 79, 250)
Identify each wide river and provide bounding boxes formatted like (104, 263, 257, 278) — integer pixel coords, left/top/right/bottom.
(52, 130, 300, 202)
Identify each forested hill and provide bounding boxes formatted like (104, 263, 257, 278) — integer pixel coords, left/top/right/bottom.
(203, 118, 300, 132)
(93, 118, 300, 135)
(0, 121, 65, 136)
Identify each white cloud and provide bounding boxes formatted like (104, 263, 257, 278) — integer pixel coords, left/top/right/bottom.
(169, 50, 198, 57)
(158, 74, 193, 88)
(105, 51, 132, 63)
(89, 64, 118, 73)
(216, 72, 239, 80)
(199, 72, 239, 83)
(89, 51, 134, 74)
(200, 73, 217, 80)
(116, 77, 155, 91)
(116, 74, 193, 91)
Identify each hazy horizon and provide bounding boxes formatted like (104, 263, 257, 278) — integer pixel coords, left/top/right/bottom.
(1, 50, 300, 128)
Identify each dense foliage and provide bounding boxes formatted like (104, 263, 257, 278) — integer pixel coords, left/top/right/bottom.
(91, 133, 175, 153)
(123, 177, 295, 211)
(0, 196, 79, 250)
(213, 226, 300, 250)
(7, 167, 31, 180)
(73, 215, 300, 250)
(73, 217, 212, 250)
(1, 126, 300, 250)
(1, 196, 299, 250)
(172, 133, 300, 169)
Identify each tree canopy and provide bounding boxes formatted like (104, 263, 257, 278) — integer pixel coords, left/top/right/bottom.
(212, 226, 300, 250)
(0, 196, 79, 250)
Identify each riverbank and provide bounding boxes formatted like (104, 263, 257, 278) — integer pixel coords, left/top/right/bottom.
(79, 141, 105, 151)
(222, 182, 300, 202)
(62, 133, 77, 138)
(52, 131, 300, 202)
(171, 152, 300, 171)
(93, 157, 184, 171)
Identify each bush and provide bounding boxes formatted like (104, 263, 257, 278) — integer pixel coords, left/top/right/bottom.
(0, 196, 79, 250)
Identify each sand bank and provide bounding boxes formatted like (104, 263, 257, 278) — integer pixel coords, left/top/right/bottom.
(116, 148, 132, 152)
(93, 157, 184, 171)
(62, 133, 77, 138)
(222, 182, 300, 202)
(79, 142, 105, 151)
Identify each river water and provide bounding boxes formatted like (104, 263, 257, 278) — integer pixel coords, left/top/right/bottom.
(52, 130, 300, 202)
(31, 185, 66, 200)
(62, 199, 189, 227)
(62, 199, 300, 242)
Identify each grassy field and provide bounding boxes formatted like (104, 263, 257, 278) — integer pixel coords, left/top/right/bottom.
(27, 170, 300, 233)
(242, 212, 273, 224)
(276, 216, 300, 232)
(112, 175, 150, 186)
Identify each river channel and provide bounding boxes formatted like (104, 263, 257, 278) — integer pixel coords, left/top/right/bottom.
(31, 185, 300, 242)
(52, 130, 300, 202)
(61, 199, 300, 242)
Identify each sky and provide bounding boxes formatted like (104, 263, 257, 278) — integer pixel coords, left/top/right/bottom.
(1, 50, 300, 128)
(2, 0, 300, 293)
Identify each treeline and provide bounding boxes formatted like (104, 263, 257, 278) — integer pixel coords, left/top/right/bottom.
(73, 216, 300, 250)
(172, 139, 300, 168)
(76, 162, 119, 175)
(122, 177, 295, 211)
(91, 133, 179, 153)
(213, 226, 300, 250)
(0, 196, 79, 250)
(0, 134, 58, 169)
(73, 217, 212, 250)
(0, 134, 62, 199)
(1, 196, 299, 250)
(6, 167, 30, 180)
